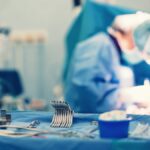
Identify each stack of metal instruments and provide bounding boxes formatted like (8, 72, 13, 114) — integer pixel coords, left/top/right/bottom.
(50, 100, 73, 128)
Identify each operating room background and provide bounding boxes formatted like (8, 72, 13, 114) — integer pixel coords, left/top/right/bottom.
(0, 0, 149, 102)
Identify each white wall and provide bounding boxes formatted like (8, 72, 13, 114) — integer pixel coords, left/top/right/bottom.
(116, 0, 150, 12)
(0, 0, 73, 100)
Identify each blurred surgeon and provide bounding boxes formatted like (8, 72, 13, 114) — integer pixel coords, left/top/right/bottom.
(65, 12, 150, 113)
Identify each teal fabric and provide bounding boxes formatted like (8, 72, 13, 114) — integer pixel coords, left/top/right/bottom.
(63, 0, 136, 81)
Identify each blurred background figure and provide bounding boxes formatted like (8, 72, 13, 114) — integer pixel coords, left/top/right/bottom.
(64, 12, 150, 113)
(123, 16, 150, 115)
(63, 0, 136, 84)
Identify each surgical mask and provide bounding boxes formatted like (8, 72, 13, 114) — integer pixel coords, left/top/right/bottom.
(122, 47, 143, 65)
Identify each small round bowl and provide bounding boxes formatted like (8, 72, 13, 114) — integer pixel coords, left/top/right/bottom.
(98, 118, 131, 139)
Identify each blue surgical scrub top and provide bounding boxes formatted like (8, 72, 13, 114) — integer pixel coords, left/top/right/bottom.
(65, 33, 122, 113)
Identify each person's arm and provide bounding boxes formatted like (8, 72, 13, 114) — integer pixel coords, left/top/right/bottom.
(65, 34, 121, 113)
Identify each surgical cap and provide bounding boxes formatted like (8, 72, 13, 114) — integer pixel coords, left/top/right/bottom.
(134, 20, 150, 51)
(109, 12, 150, 34)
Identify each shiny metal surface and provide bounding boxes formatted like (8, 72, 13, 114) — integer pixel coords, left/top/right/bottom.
(50, 100, 73, 128)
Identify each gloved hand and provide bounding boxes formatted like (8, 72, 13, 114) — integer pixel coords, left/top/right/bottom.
(119, 85, 150, 107)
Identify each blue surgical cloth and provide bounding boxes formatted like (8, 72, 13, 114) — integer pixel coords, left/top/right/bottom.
(1, 112, 150, 150)
(65, 33, 122, 113)
(63, 0, 136, 81)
